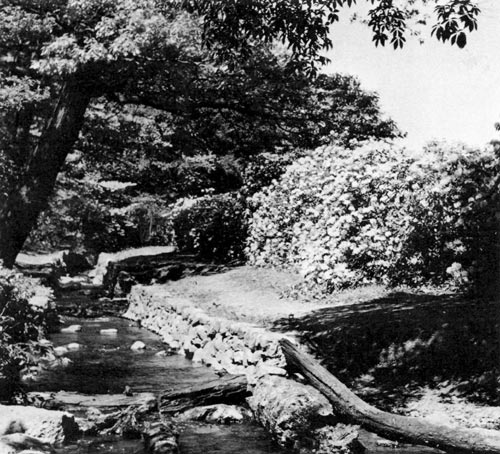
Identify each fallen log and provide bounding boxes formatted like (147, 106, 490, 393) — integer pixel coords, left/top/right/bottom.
(159, 375, 249, 415)
(280, 338, 500, 454)
(27, 391, 157, 410)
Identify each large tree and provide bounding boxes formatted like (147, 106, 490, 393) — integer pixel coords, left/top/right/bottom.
(0, 0, 480, 267)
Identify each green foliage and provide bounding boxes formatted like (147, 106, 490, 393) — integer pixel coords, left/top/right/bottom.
(172, 192, 248, 262)
(156, 58, 401, 157)
(80, 101, 244, 196)
(0, 0, 480, 265)
(26, 177, 173, 254)
(432, 1, 481, 48)
(0, 268, 53, 398)
(247, 142, 500, 293)
(184, 1, 480, 72)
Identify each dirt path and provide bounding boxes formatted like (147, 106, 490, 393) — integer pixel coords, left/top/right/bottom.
(159, 265, 389, 326)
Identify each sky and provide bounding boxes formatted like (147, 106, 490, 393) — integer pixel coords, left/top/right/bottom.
(323, 0, 500, 150)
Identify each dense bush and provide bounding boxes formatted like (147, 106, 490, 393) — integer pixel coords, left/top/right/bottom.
(172, 192, 248, 262)
(247, 142, 500, 293)
(0, 268, 54, 398)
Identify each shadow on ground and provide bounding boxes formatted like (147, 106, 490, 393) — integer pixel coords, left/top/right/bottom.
(274, 292, 500, 409)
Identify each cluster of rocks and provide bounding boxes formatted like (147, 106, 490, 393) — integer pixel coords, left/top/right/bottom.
(124, 285, 364, 453)
(124, 285, 288, 383)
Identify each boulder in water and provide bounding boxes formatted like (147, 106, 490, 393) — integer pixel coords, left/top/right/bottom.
(130, 341, 146, 351)
(100, 328, 118, 335)
(60, 325, 81, 334)
(66, 343, 81, 351)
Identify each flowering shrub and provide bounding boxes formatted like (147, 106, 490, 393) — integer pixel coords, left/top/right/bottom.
(172, 192, 248, 262)
(247, 142, 500, 293)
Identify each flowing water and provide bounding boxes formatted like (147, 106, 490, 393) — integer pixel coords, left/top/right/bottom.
(25, 301, 286, 454)
(28, 316, 220, 394)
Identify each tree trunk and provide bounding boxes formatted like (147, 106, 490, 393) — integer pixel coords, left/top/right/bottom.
(280, 338, 500, 454)
(159, 375, 249, 415)
(0, 81, 91, 267)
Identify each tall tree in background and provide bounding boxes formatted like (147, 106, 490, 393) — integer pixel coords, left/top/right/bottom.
(0, 0, 480, 266)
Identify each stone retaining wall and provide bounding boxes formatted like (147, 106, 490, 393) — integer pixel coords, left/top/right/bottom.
(124, 285, 288, 382)
(124, 284, 363, 453)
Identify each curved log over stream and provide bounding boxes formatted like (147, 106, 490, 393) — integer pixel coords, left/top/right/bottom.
(280, 338, 500, 454)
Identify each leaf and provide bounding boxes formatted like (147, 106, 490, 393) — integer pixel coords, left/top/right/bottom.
(456, 32, 467, 48)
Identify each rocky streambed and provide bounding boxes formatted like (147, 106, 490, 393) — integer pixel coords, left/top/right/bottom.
(3, 247, 457, 454)
(19, 298, 288, 454)
(1, 290, 433, 454)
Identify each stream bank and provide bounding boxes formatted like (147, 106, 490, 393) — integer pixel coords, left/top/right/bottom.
(21, 301, 288, 454)
(122, 282, 442, 454)
(7, 249, 500, 454)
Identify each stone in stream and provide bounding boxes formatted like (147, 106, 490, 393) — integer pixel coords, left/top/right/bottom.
(313, 424, 365, 454)
(168, 340, 180, 351)
(100, 328, 118, 335)
(66, 343, 81, 351)
(130, 341, 146, 350)
(60, 325, 81, 333)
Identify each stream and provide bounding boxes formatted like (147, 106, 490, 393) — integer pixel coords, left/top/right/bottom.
(22, 293, 437, 454)
(24, 294, 287, 454)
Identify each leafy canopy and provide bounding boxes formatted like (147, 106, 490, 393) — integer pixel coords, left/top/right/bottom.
(184, 0, 481, 66)
(0, 1, 481, 83)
